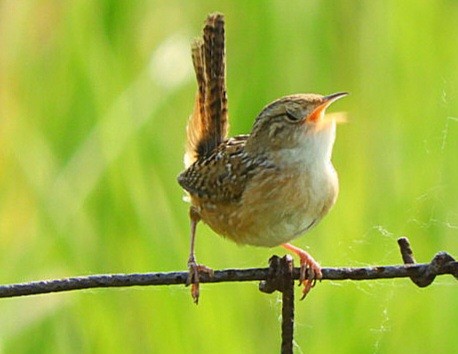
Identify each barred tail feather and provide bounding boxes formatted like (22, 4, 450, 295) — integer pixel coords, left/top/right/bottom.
(184, 13, 228, 167)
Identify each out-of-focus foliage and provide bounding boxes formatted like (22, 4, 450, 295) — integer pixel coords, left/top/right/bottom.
(1, 1, 457, 353)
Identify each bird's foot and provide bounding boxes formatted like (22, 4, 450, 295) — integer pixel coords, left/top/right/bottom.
(282, 243, 322, 299)
(186, 259, 214, 304)
(297, 253, 322, 300)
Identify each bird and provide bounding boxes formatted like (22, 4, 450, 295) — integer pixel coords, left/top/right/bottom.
(178, 12, 348, 304)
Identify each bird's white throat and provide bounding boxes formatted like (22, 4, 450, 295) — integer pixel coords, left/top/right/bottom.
(275, 120, 336, 168)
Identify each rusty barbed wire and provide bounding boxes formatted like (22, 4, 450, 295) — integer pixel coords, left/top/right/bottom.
(259, 255, 295, 354)
(0, 238, 456, 354)
(0, 238, 456, 299)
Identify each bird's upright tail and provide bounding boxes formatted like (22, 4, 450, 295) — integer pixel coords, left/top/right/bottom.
(184, 13, 228, 167)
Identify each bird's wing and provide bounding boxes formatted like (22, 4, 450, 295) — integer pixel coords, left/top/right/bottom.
(178, 136, 273, 203)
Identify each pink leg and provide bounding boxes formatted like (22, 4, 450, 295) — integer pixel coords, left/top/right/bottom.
(282, 243, 322, 299)
(187, 207, 213, 304)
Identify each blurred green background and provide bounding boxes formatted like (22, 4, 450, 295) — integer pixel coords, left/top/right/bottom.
(1, 1, 457, 353)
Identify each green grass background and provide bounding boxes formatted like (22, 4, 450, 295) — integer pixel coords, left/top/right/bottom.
(1, 1, 458, 353)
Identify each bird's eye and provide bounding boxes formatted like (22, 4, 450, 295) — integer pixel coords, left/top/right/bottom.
(285, 108, 301, 122)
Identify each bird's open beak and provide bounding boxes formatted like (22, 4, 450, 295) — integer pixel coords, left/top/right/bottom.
(308, 92, 349, 123)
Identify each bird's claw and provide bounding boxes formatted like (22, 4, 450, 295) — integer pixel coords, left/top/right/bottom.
(187, 260, 213, 304)
(298, 258, 322, 300)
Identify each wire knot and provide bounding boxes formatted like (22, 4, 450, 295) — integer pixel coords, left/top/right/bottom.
(259, 255, 294, 294)
(398, 237, 458, 287)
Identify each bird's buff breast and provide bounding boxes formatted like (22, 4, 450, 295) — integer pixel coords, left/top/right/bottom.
(194, 164, 338, 247)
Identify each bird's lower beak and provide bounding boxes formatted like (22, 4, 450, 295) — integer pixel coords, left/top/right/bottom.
(308, 92, 348, 123)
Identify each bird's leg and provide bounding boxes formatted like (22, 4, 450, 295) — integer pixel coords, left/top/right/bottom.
(186, 207, 213, 304)
(282, 243, 322, 299)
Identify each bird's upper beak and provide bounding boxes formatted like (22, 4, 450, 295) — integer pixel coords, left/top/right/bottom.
(308, 92, 348, 123)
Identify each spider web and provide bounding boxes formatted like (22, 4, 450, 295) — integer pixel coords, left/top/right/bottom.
(367, 110, 458, 352)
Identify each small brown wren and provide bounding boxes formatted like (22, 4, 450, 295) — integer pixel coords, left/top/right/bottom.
(178, 13, 348, 303)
